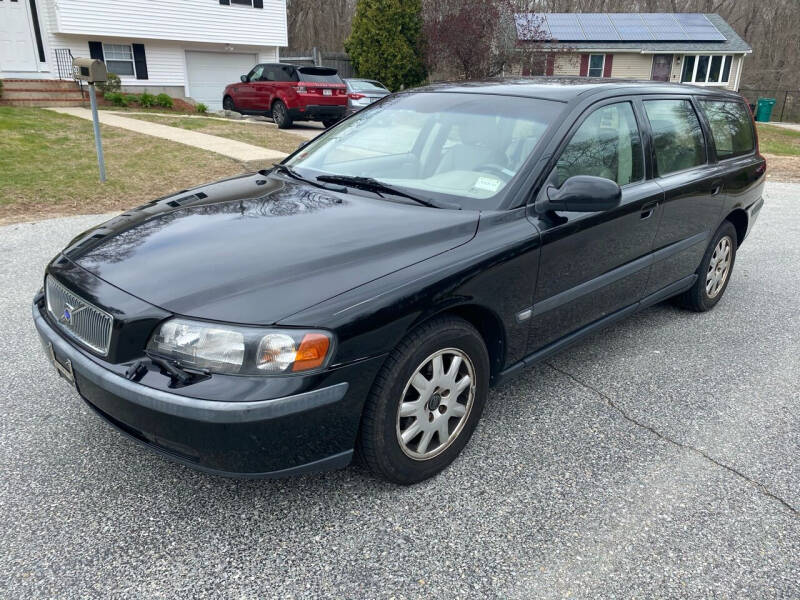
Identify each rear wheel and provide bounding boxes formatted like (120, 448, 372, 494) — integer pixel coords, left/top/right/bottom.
(271, 100, 292, 129)
(322, 118, 339, 128)
(674, 220, 738, 312)
(358, 317, 490, 485)
(222, 95, 236, 111)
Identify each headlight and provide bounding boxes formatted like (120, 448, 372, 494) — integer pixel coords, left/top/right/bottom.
(146, 318, 333, 376)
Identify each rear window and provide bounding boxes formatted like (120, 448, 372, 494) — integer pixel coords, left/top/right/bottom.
(298, 67, 343, 84)
(644, 99, 706, 176)
(348, 80, 387, 93)
(698, 100, 755, 159)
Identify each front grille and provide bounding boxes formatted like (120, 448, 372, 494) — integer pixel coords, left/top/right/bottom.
(46, 276, 113, 355)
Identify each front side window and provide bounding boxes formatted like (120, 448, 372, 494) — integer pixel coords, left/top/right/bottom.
(698, 100, 755, 159)
(555, 102, 644, 187)
(644, 99, 706, 176)
(680, 55, 733, 85)
(104, 44, 135, 77)
(588, 54, 605, 78)
(286, 93, 562, 210)
(249, 65, 265, 81)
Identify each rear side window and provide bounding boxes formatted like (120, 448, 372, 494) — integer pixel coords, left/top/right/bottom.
(698, 100, 755, 159)
(298, 67, 343, 84)
(644, 99, 706, 176)
(556, 102, 644, 187)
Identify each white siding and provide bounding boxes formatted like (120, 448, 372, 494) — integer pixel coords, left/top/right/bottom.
(50, 34, 276, 89)
(52, 0, 287, 47)
(611, 53, 653, 79)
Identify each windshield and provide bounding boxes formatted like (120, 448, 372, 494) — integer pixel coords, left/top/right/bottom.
(285, 92, 562, 210)
(348, 80, 388, 93)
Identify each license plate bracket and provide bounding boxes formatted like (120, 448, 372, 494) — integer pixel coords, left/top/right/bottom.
(48, 342, 77, 389)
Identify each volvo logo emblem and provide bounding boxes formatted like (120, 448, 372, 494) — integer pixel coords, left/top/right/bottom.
(61, 302, 85, 324)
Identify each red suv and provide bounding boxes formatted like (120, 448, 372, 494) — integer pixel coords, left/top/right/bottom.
(223, 63, 347, 129)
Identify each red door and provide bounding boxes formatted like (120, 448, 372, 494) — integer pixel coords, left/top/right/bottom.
(651, 54, 673, 82)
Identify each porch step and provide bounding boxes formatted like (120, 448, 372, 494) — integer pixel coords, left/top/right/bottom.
(1, 78, 87, 106)
(0, 98, 87, 107)
(1, 78, 82, 91)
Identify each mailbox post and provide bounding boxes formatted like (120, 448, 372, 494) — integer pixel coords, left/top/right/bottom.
(72, 57, 108, 182)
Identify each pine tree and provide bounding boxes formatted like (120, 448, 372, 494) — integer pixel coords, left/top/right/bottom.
(345, 0, 427, 91)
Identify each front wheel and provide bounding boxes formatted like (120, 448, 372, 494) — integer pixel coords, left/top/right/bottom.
(674, 220, 738, 312)
(222, 95, 236, 111)
(358, 317, 490, 484)
(271, 100, 292, 129)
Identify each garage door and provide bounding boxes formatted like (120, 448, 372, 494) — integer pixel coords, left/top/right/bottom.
(185, 51, 257, 111)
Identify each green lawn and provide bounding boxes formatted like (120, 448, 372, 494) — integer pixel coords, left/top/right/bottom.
(124, 114, 308, 154)
(756, 123, 800, 156)
(0, 107, 249, 224)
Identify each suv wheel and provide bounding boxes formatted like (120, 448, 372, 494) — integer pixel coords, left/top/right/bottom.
(271, 100, 292, 129)
(358, 317, 490, 484)
(322, 118, 339, 129)
(222, 95, 235, 111)
(674, 220, 738, 312)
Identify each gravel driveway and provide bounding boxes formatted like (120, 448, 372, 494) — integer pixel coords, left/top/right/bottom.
(1, 183, 798, 599)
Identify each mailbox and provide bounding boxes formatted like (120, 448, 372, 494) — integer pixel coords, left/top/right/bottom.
(72, 57, 107, 83)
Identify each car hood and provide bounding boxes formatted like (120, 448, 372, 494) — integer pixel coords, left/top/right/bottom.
(64, 173, 479, 325)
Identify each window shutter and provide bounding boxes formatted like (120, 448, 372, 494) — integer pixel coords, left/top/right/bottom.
(545, 54, 555, 76)
(219, 0, 230, 4)
(603, 54, 613, 78)
(132, 43, 148, 80)
(253, 0, 263, 7)
(88, 41, 104, 61)
(579, 54, 589, 77)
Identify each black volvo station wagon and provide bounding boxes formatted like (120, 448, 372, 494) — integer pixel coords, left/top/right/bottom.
(34, 79, 765, 484)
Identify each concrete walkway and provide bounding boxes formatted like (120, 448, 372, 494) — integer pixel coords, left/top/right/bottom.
(46, 107, 287, 162)
(769, 122, 800, 133)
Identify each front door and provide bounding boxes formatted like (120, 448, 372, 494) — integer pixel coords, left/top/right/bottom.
(0, 0, 39, 72)
(527, 100, 663, 352)
(651, 54, 673, 82)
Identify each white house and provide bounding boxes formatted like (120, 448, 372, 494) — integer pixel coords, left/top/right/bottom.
(0, 0, 288, 109)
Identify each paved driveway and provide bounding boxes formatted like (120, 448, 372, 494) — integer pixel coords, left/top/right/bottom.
(1, 183, 798, 599)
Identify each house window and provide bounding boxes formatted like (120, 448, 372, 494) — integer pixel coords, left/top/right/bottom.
(588, 54, 605, 78)
(104, 44, 135, 77)
(231, 0, 253, 5)
(680, 55, 733, 85)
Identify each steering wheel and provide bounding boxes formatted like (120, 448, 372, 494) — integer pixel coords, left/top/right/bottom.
(476, 164, 512, 181)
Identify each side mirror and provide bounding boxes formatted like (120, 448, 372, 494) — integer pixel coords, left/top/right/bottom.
(540, 175, 621, 213)
(240, 74, 248, 83)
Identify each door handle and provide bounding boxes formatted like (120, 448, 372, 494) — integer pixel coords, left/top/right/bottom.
(711, 185, 722, 196)
(640, 202, 658, 220)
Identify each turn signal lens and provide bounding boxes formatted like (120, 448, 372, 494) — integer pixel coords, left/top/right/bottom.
(292, 333, 331, 372)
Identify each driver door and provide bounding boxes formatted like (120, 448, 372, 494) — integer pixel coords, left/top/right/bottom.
(238, 65, 264, 110)
(526, 99, 664, 352)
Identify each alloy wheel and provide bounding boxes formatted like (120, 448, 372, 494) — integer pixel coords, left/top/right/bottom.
(396, 348, 476, 460)
(706, 235, 732, 299)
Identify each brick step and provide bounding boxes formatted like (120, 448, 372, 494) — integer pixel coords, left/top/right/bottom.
(2, 87, 85, 94)
(1, 78, 81, 91)
(0, 98, 87, 107)
(2, 90, 86, 100)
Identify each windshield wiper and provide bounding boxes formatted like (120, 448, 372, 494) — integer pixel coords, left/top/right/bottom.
(316, 175, 459, 210)
(266, 164, 347, 192)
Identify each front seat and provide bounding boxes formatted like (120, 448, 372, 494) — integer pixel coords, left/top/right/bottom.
(436, 119, 507, 175)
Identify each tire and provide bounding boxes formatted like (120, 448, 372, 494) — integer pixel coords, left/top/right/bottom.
(271, 100, 292, 129)
(674, 220, 738, 312)
(222, 95, 236, 112)
(358, 316, 490, 485)
(322, 118, 339, 129)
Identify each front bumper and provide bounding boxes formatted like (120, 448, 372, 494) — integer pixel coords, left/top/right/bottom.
(33, 302, 383, 477)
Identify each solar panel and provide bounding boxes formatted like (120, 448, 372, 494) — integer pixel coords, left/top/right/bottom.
(608, 14, 653, 41)
(546, 13, 585, 41)
(641, 14, 688, 40)
(675, 14, 727, 41)
(578, 14, 619, 41)
(516, 13, 726, 43)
